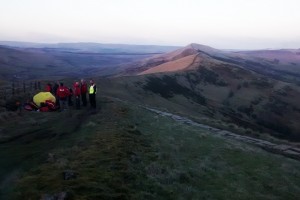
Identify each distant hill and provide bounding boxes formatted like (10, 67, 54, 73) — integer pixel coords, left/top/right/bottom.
(235, 49, 300, 75)
(0, 46, 67, 81)
(0, 45, 172, 81)
(120, 43, 300, 83)
(138, 43, 222, 75)
(0, 41, 180, 54)
(99, 43, 300, 142)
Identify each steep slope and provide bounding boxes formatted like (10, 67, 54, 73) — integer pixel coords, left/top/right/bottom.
(139, 54, 198, 74)
(104, 44, 300, 142)
(108, 44, 300, 141)
(99, 58, 300, 142)
(119, 43, 215, 75)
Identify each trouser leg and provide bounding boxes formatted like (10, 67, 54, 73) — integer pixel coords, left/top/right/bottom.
(82, 93, 87, 106)
(89, 94, 96, 108)
(75, 96, 80, 109)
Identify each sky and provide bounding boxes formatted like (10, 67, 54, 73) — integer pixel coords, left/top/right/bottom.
(0, 0, 299, 49)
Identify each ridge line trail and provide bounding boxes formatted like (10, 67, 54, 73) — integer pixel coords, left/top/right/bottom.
(105, 96, 300, 161)
(187, 53, 200, 69)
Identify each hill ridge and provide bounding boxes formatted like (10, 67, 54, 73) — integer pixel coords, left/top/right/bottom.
(107, 95, 300, 160)
(144, 106, 300, 160)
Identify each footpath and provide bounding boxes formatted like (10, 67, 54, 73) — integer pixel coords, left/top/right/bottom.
(104, 96, 300, 160)
(144, 107, 300, 160)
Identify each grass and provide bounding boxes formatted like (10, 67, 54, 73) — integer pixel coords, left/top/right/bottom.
(141, 112, 300, 200)
(129, 71, 299, 141)
(2, 97, 299, 199)
(0, 108, 94, 198)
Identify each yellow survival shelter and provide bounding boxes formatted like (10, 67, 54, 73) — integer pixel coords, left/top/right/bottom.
(33, 92, 56, 107)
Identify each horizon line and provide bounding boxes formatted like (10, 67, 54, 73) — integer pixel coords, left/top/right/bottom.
(0, 40, 299, 51)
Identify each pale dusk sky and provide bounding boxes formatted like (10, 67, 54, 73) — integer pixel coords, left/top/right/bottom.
(0, 0, 299, 49)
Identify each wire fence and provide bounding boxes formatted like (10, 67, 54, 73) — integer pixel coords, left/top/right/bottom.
(0, 80, 43, 101)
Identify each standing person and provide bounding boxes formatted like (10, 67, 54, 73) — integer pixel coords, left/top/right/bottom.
(53, 82, 59, 94)
(56, 82, 70, 111)
(74, 81, 81, 110)
(45, 83, 52, 93)
(68, 88, 74, 107)
(53, 81, 60, 106)
(89, 80, 97, 109)
(80, 79, 87, 107)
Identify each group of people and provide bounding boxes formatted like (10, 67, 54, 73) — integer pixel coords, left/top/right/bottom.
(45, 79, 97, 111)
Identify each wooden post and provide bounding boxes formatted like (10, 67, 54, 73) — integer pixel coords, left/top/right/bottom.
(4, 88, 6, 100)
(23, 82, 26, 93)
(12, 81, 15, 96)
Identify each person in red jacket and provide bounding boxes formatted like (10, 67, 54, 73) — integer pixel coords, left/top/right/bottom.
(74, 81, 81, 110)
(56, 82, 70, 111)
(80, 79, 87, 107)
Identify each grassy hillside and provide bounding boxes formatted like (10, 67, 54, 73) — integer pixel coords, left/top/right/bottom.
(97, 68, 300, 143)
(97, 44, 300, 142)
(0, 95, 300, 199)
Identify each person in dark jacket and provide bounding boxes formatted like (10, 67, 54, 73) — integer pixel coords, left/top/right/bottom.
(45, 83, 52, 93)
(89, 80, 97, 109)
(53, 81, 60, 106)
(74, 81, 81, 109)
(68, 88, 74, 107)
(80, 79, 87, 107)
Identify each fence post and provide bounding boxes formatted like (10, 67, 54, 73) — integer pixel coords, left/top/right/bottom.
(4, 88, 6, 100)
(12, 81, 15, 96)
(16, 81, 20, 95)
(23, 82, 26, 93)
